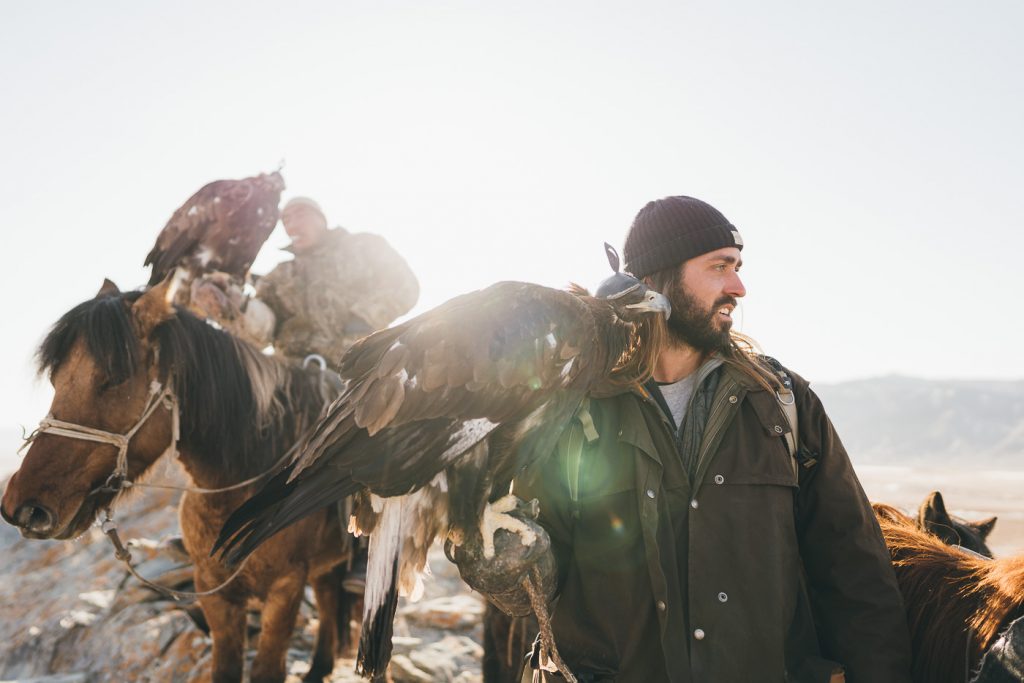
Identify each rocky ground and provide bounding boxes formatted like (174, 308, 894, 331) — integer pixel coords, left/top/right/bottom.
(3, 461, 1022, 683)
(0, 461, 487, 683)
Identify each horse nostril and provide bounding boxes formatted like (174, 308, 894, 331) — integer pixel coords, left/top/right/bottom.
(15, 503, 55, 533)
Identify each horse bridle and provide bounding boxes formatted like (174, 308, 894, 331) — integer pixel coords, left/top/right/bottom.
(17, 377, 256, 600)
(18, 368, 314, 600)
(21, 379, 180, 497)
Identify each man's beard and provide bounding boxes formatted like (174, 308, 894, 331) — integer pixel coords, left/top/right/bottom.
(665, 282, 736, 353)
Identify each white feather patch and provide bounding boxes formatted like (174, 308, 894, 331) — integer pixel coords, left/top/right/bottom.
(364, 496, 405, 623)
(439, 418, 498, 464)
(369, 493, 386, 514)
(197, 246, 215, 267)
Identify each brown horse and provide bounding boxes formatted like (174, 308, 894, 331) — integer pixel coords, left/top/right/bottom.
(1, 278, 351, 683)
(874, 503, 1024, 683)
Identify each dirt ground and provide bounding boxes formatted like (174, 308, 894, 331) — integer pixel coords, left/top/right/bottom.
(856, 464, 1024, 557)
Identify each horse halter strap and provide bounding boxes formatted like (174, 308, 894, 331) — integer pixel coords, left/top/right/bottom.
(21, 380, 180, 494)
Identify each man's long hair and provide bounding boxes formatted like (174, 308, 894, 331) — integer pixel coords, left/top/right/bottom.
(644, 266, 783, 394)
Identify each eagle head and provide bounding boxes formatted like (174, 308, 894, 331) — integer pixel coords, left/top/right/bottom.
(595, 262, 671, 324)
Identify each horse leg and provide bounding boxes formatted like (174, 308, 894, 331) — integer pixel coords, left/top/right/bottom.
(200, 592, 247, 683)
(304, 571, 340, 682)
(250, 572, 306, 683)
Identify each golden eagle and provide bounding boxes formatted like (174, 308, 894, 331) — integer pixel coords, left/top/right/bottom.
(214, 247, 670, 678)
(144, 170, 285, 286)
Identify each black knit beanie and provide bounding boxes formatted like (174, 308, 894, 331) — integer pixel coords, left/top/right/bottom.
(623, 196, 743, 278)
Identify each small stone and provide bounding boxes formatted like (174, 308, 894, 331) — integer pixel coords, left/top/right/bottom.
(59, 610, 99, 629)
(389, 653, 434, 683)
(77, 590, 115, 611)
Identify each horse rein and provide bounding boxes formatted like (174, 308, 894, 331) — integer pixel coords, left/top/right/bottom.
(18, 377, 301, 601)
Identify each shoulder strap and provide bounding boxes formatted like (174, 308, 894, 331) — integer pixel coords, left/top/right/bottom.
(761, 355, 819, 476)
(777, 385, 799, 459)
(566, 398, 599, 516)
(769, 361, 818, 475)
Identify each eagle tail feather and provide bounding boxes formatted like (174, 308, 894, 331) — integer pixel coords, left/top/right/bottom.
(356, 495, 405, 677)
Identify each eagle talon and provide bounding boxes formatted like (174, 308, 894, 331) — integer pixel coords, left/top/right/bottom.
(447, 526, 466, 546)
(481, 495, 539, 559)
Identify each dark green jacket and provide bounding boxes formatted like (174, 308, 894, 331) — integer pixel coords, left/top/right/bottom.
(515, 363, 913, 683)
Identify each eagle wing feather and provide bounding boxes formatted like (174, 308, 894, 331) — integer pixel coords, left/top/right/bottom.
(214, 281, 596, 561)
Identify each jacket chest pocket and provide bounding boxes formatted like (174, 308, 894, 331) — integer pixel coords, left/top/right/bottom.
(711, 391, 799, 488)
(573, 443, 648, 570)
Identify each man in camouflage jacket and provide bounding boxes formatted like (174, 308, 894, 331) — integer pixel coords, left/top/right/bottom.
(256, 196, 419, 365)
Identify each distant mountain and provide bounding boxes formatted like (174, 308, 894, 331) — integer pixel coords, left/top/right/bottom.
(814, 375, 1024, 469)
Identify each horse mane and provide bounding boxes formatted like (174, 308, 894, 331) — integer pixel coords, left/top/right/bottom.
(873, 503, 1024, 682)
(37, 291, 335, 482)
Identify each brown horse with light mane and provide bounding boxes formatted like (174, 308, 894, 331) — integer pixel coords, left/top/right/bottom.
(874, 503, 1024, 683)
(1, 278, 351, 683)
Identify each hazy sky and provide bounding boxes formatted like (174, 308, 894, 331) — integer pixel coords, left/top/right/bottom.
(2, 0, 1023, 443)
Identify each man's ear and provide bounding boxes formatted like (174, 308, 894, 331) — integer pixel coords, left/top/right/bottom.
(132, 271, 181, 337)
(96, 278, 121, 298)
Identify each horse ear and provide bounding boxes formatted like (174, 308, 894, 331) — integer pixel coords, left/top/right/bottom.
(132, 270, 181, 337)
(918, 490, 952, 531)
(96, 278, 121, 298)
(972, 516, 998, 540)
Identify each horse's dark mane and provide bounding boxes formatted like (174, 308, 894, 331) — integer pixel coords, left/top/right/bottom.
(874, 504, 1024, 682)
(37, 291, 335, 482)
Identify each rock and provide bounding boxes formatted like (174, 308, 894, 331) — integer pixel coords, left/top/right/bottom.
(408, 636, 484, 682)
(389, 654, 434, 683)
(403, 594, 485, 631)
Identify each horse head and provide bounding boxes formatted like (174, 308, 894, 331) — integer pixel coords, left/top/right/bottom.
(918, 490, 997, 558)
(1, 277, 179, 540)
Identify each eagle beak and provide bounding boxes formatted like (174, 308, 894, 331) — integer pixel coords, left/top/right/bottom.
(625, 291, 672, 320)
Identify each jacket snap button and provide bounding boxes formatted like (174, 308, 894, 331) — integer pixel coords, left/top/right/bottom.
(693, 628, 705, 640)
(773, 425, 784, 434)
(714, 474, 724, 485)
(718, 592, 728, 602)
(657, 600, 666, 612)
(728, 395, 738, 404)
(646, 489, 656, 499)
(690, 499, 699, 509)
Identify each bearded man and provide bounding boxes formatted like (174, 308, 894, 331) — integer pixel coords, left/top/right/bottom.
(458, 196, 913, 683)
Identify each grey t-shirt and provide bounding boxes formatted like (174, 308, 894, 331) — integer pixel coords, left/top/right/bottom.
(658, 374, 699, 430)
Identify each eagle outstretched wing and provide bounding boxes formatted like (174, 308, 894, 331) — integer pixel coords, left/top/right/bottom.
(215, 281, 601, 559)
(144, 170, 285, 285)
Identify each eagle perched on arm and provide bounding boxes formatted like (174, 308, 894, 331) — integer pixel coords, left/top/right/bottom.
(214, 246, 671, 679)
(144, 170, 286, 286)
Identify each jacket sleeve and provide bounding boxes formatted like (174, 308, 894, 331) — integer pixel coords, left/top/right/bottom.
(792, 372, 914, 683)
(253, 262, 293, 335)
(346, 234, 420, 328)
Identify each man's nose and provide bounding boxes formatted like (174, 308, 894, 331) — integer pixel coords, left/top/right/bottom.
(726, 272, 746, 298)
